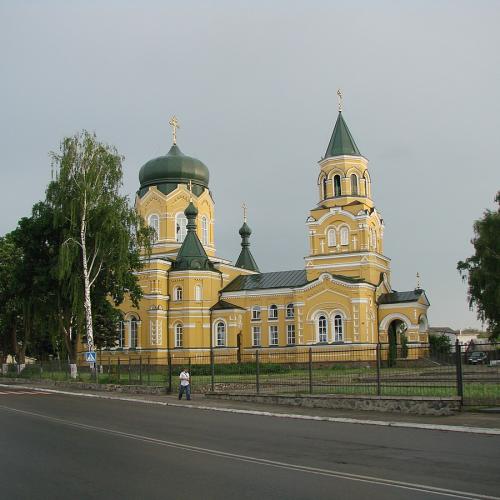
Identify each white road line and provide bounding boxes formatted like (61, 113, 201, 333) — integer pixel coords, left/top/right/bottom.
(1, 384, 500, 436)
(0, 403, 497, 500)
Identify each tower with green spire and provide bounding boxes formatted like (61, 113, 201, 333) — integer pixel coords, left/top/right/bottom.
(172, 200, 215, 271)
(235, 205, 259, 272)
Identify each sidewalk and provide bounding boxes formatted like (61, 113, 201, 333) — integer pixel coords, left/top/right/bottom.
(2, 379, 499, 432)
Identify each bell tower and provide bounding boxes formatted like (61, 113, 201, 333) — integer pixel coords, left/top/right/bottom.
(305, 94, 389, 285)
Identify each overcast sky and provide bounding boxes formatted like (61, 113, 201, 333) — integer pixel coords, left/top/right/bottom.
(1, 1, 499, 330)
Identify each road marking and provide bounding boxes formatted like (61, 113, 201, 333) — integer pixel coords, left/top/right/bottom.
(1, 384, 500, 436)
(0, 390, 51, 395)
(0, 403, 497, 500)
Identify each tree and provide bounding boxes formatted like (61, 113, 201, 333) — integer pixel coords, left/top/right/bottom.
(47, 131, 152, 359)
(458, 191, 500, 340)
(429, 333, 452, 357)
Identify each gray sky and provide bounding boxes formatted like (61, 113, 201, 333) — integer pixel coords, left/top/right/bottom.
(1, 1, 499, 330)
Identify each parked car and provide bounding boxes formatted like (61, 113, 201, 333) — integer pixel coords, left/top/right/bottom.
(467, 351, 488, 365)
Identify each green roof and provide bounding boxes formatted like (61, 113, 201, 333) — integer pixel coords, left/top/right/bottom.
(324, 112, 361, 158)
(172, 201, 215, 272)
(235, 221, 259, 272)
(378, 289, 430, 305)
(210, 300, 245, 311)
(139, 143, 209, 190)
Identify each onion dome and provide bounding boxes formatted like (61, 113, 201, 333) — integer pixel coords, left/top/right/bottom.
(235, 220, 259, 272)
(138, 144, 209, 195)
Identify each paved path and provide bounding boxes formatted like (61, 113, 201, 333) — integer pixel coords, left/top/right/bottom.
(0, 385, 499, 499)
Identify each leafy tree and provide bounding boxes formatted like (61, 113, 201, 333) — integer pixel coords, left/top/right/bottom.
(458, 191, 500, 340)
(47, 130, 152, 357)
(429, 333, 452, 357)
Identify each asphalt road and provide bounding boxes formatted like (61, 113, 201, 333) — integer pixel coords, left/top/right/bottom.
(0, 387, 499, 500)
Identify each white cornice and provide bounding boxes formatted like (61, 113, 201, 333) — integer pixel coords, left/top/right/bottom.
(305, 251, 390, 263)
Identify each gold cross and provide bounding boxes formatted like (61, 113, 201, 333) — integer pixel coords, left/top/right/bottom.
(169, 115, 180, 144)
(337, 89, 343, 112)
(242, 203, 247, 223)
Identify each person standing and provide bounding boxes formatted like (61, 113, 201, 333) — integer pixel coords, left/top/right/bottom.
(179, 367, 191, 400)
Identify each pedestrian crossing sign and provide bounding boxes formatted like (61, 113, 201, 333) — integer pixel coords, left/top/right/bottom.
(85, 351, 97, 363)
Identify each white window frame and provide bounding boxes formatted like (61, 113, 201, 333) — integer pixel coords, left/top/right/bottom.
(327, 228, 336, 247)
(287, 324, 296, 345)
(195, 284, 202, 301)
(340, 226, 349, 246)
(269, 304, 278, 320)
(175, 323, 183, 348)
(175, 212, 187, 243)
(334, 314, 344, 342)
(201, 216, 209, 245)
(285, 303, 294, 319)
(350, 174, 358, 196)
(251, 306, 261, 321)
(117, 321, 125, 348)
(252, 326, 261, 347)
(130, 317, 138, 349)
(318, 315, 328, 343)
(148, 214, 160, 242)
(174, 286, 183, 301)
(216, 321, 226, 347)
(269, 325, 279, 346)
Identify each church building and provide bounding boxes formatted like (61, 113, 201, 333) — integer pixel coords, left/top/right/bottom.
(105, 103, 430, 361)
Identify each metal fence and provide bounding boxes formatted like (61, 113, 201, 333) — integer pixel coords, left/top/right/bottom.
(2, 342, 499, 406)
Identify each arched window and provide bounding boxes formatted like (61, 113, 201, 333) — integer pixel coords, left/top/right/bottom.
(322, 176, 328, 199)
(286, 303, 294, 319)
(174, 286, 183, 301)
(364, 172, 371, 197)
(216, 321, 226, 347)
(201, 216, 209, 245)
(130, 317, 138, 349)
(269, 304, 278, 320)
(148, 214, 160, 242)
(333, 175, 342, 197)
(350, 174, 358, 196)
(176, 213, 187, 243)
(327, 228, 336, 247)
(117, 321, 125, 348)
(195, 284, 202, 301)
(419, 315, 428, 333)
(334, 314, 344, 342)
(340, 226, 349, 246)
(175, 323, 183, 347)
(251, 306, 261, 321)
(318, 315, 328, 343)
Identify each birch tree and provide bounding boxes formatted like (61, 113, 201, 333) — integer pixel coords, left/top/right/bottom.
(48, 131, 151, 356)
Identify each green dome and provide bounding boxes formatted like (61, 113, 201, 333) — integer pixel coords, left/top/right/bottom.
(139, 144, 209, 190)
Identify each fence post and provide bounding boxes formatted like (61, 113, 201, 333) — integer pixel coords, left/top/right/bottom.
(455, 340, 464, 404)
(188, 358, 192, 392)
(167, 352, 172, 393)
(210, 348, 215, 392)
(128, 355, 131, 384)
(308, 348, 313, 395)
(376, 343, 381, 396)
(117, 357, 121, 382)
(139, 356, 143, 385)
(147, 356, 151, 385)
(256, 350, 260, 394)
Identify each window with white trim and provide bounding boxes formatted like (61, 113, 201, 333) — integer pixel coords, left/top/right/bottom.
(340, 226, 349, 246)
(333, 175, 342, 197)
(251, 306, 261, 321)
(175, 323, 183, 347)
(174, 286, 183, 301)
(286, 303, 294, 319)
(322, 176, 328, 199)
(201, 216, 209, 245)
(287, 324, 296, 345)
(327, 228, 336, 247)
(195, 284, 202, 301)
(148, 214, 160, 242)
(318, 315, 328, 343)
(216, 321, 226, 347)
(175, 213, 187, 242)
(269, 325, 279, 346)
(117, 321, 125, 348)
(252, 326, 261, 347)
(351, 174, 358, 196)
(269, 304, 278, 320)
(334, 314, 344, 342)
(130, 317, 138, 348)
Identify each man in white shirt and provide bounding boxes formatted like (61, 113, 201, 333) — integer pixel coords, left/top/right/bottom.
(178, 368, 191, 400)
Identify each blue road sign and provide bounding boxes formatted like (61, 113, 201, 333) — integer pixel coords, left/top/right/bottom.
(85, 351, 97, 363)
